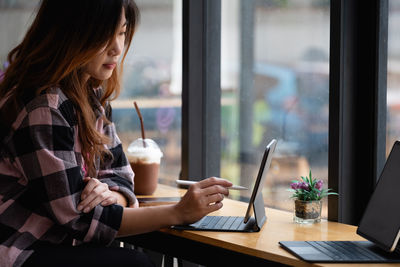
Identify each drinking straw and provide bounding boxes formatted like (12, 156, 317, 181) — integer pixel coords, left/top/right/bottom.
(134, 101, 146, 147)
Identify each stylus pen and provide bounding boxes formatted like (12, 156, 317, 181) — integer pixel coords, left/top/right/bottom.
(176, 180, 248, 190)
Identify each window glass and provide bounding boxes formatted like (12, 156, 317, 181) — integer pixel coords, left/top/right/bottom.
(221, 0, 330, 215)
(0, 0, 39, 64)
(114, 0, 182, 186)
(387, 1, 400, 157)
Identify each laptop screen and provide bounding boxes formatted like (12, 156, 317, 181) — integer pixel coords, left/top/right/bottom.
(357, 141, 400, 252)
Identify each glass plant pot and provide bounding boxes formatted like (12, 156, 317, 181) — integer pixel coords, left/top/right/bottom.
(293, 199, 322, 224)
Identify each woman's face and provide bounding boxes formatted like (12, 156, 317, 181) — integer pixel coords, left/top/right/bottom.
(83, 9, 127, 81)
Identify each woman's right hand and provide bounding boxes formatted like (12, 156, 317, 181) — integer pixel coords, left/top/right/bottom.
(174, 177, 233, 225)
(117, 177, 233, 237)
(78, 177, 117, 213)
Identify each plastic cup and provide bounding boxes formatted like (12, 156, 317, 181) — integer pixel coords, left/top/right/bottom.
(127, 138, 163, 195)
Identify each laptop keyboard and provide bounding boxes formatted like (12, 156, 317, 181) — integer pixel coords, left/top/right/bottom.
(307, 241, 386, 261)
(194, 216, 244, 230)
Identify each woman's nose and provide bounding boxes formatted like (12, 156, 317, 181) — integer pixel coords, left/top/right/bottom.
(109, 37, 123, 57)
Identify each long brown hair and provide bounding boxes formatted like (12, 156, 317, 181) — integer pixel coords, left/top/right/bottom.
(0, 0, 140, 176)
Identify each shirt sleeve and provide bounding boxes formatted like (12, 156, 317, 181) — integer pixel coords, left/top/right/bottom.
(11, 103, 122, 245)
(97, 107, 136, 206)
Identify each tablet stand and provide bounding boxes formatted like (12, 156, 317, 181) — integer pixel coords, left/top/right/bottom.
(252, 192, 267, 231)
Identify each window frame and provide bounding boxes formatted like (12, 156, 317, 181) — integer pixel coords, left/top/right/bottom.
(181, 0, 222, 181)
(328, 0, 388, 224)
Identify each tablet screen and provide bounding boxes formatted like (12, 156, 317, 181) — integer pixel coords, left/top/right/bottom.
(357, 141, 400, 252)
(244, 139, 277, 223)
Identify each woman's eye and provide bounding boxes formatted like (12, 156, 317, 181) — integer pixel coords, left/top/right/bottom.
(120, 31, 126, 36)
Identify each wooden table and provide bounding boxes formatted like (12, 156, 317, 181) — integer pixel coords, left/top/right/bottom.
(119, 184, 400, 267)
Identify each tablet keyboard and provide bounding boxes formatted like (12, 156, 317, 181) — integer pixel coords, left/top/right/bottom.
(193, 216, 245, 230)
(307, 241, 385, 261)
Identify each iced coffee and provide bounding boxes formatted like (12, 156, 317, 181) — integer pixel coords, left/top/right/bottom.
(127, 138, 163, 195)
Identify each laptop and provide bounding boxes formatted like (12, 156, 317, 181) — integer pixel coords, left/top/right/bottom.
(172, 139, 277, 232)
(279, 140, 400, 263)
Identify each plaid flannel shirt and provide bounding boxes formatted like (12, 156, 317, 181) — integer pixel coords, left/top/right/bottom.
(0, 87, 136, 267)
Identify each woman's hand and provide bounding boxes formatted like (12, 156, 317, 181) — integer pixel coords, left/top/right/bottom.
(174, 177, 233, 225)
(78, 177, 117, 213)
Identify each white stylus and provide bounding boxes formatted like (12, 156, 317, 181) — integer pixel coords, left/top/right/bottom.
(175, 180, 248, 190)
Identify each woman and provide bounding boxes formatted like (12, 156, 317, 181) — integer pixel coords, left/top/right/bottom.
(0, 1, 232, 266)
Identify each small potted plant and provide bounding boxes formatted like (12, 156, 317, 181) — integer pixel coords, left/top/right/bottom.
(289, 170, 337, 224)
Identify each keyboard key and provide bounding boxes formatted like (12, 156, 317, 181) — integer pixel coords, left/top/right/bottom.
(307, 241, 340, 260)
(335, 242, 373, 260)
(307, 241, 388, 262)
(214, 216, 229, 229)
(230, 217, 244, 230)
(199, 216, 212, 227)
(327, 241, 354, 260)
(222, 217, 237, 230)
(204, 216, 220, 228)
(345, 241, 385, 261)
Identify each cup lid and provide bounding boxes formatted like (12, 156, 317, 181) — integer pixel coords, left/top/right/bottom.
(127, 138, 163, 160)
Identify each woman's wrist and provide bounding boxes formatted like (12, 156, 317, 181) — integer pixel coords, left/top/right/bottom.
(111, 191, 128, 207)
(170, 203, 184, 225)
(118, 204, 183, 236)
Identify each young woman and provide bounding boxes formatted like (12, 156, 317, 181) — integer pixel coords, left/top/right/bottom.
(0, 1, 232, 266)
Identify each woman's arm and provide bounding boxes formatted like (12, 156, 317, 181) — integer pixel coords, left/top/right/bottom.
(112, 190, 129, 206)
(96, 109, 137, 206)
(117, 177, 232, 236)
(78, 177, 131, 213)
(12, 100, 122, 245)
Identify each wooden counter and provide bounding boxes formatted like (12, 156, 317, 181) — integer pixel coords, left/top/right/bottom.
(122, 184, 400, 267)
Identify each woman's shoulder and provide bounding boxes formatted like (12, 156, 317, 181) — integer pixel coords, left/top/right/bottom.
(23, 87, 77, 126)
(27, 87, 71, 110)
(0, 87, 76, 145)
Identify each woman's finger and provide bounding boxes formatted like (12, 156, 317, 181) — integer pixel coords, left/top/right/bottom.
(82, 192, 113, 213)
(81, 178, 100, 200)
(78, 183, 108, 211)
(207, 193, 224, 204)
(100, 196, 118, 207)
(197, 177, 233, 190)
(101, 192, 118, 206)
(205, 201, 223, 213)
(201, 185, 229, 197)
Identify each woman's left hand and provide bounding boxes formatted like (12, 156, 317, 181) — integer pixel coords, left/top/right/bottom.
(78, 177, 117, 213)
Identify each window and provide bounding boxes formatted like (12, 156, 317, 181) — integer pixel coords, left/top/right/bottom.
(220, 0, 330, 215)
(114, 0, 182, 186)
(0, 0, 39, 64)
(387, 0, 400, 155)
